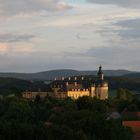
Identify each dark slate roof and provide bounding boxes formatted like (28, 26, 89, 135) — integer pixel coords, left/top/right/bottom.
(47, 79, 95, 92)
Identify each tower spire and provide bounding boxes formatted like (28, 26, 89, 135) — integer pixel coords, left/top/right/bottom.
(98, 65, 104, 80)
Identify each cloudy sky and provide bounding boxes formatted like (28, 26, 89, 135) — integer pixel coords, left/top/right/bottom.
(0, 0, 140, 72)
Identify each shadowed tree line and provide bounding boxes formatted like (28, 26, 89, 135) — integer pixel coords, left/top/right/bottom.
(0, 88, 138, 140)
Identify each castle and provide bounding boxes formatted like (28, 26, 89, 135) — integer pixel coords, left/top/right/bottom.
(22, 66, 108, 100)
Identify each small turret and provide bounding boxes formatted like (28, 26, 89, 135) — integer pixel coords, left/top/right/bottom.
(98, 65, 104, 80)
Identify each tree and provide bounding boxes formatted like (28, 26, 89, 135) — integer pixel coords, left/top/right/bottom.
(35, 95, 41, 102)
(76, 96, 93, 110)
(77, 96, 107, 113)
(128, 104, 139, 112)
(116, 88, 133, 101)
(117, 100, 129, 113)
(10, 86, 22, 97)
(49, 110, 133, 140)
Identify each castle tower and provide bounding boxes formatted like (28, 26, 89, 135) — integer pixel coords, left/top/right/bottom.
(98, 65, 104, 80)
(95, 65, 108, 100)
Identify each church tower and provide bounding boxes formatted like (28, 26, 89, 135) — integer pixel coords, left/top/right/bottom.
(95, 65, 108, 100)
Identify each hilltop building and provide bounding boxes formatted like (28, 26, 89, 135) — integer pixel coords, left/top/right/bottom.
(22, 66, 108, 100)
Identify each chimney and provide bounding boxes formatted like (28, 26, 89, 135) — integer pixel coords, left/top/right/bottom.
(66, 82, 69, 86)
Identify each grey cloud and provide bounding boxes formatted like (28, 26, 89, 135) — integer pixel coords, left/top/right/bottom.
(116, 19, 140, 28)
(115, 19, 140, 39)
(87, 0, 140, 8)
(0, 33, 35, 43)
(96, 18, 140, 40)
(0, 0, 71, 17)
(85, 46, 139, 59)
(76, 33, 89, 40)
(96, 47, 139, 70)
(69, 45, 140, 70)
(0, 45, 139, 72)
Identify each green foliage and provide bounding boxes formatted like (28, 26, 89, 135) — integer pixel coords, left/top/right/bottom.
(0, 95, 135, 140)
(9, 86, 22, 97)
(0, 121, 48, 140)
(128, 104, 139, 112)
(49, 110, 133, 140)
(77, 96, 107, 113)
(0, 78, 47, 96)
(117, 100, 129, 113)
(107, 76, 140, 91)
(116, 88, 133, 101)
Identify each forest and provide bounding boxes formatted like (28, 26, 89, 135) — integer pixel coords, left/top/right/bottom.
(0, 76, 139, 139)
(0, 89, 139, 140)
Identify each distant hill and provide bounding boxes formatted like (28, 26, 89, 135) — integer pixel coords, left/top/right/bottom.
(0, 73, 140, 95)
(124, 73, 140, 78)
(0, 77, 48, 95)
(0, 69, 137, 80)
